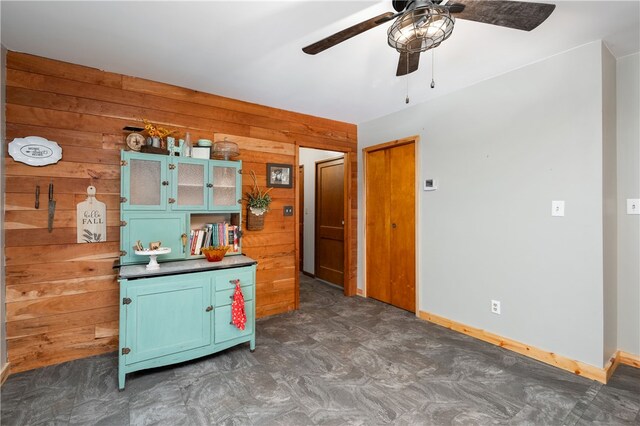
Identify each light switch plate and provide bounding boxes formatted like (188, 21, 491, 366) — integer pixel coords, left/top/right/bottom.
(283, 206, 293, 216)
(552, 200, 565, 217)
(627, 199, 640, 215)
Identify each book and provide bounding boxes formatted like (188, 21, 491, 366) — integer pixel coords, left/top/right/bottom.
(189, 230, 196, 255)
(194, 230, 205, 255)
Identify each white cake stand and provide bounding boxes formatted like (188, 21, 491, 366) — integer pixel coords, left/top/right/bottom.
(134, 247, 172, 270)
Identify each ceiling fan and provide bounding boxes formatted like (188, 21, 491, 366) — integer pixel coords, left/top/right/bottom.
(302, 0, 556, 77)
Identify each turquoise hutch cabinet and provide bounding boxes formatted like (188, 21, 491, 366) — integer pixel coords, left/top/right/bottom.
(118, 150, 255, 390)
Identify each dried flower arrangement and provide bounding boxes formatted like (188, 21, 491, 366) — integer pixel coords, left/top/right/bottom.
(142, 118, 177, 138)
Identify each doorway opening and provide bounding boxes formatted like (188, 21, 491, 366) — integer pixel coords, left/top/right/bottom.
(297, 147, 346, 291)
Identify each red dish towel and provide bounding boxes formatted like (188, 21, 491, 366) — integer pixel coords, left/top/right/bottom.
(231, 281, 246, 330)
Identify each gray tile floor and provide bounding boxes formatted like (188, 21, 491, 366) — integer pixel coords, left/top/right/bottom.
(2, 274, 639, 425)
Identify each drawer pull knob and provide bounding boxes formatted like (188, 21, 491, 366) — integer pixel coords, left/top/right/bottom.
(206, 306, 213, 312)
(229, 295, 234, 300)
(229, 279, 239, 284)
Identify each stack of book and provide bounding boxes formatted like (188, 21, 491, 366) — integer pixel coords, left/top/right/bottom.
(189, 222, 240, 256)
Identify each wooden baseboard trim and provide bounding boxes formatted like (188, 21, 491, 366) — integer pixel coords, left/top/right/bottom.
(617, 350, 640, 368)
(0, 363, 10, 386)
(301, 271, 315, 279)
(418, 311, 609, 383)
(605, 353, 620, 382)
(356, 288, 364, 296)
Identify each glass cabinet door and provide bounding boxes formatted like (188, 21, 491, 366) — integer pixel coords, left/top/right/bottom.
(171, 158, 208, 211)
(209, 161, 241, 212)
(121, 152, 167, 211)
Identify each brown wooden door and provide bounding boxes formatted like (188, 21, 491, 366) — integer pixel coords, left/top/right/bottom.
(315, 157, 344, 286)
(365, 149, 391, 303)
(298, 165, 304, 272)
(365, 142, 415, 312)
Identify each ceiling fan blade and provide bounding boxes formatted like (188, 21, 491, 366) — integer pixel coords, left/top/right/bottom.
(302, 12, 397, 55)
(396, 51, 420, 76)
(451, 0, 555, 31)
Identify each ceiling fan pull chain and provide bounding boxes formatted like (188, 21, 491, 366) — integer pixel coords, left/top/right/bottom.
(430, 50, 436, 89)
(406, 56, 410, 104)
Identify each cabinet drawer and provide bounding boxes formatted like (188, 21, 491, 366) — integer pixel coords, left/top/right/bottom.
(214, 300, 254, 344)
(215, 285, 254, 307)
(214, 268, 254, 291)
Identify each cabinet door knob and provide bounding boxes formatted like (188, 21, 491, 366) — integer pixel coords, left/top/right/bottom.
(162, 180, 169, 186)
(206, 183, 213, 188)
(206, 306, 213, 312)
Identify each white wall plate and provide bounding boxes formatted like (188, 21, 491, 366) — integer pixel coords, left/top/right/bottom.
(552, 200, 565, 217)
(8, 136, 62, 166)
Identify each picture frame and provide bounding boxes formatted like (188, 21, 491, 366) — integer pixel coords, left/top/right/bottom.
(266, 163, 293, 188)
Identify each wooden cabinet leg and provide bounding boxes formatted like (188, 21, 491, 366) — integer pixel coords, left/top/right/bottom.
(118, 370, 126, 390)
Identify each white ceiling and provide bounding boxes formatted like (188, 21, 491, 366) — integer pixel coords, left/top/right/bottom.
(1, 1, 639, 124)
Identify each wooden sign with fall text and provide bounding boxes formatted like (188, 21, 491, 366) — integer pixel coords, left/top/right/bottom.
(77, 186, 107, 243)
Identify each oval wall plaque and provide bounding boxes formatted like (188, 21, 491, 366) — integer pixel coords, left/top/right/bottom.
(9, 136, 62, 166)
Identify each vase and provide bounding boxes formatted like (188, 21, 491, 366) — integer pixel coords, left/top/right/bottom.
(152, 137, 161, 148)
(246, 207, 266, 231)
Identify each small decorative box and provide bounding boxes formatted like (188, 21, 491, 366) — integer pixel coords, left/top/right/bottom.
(192, 146, 211, 159)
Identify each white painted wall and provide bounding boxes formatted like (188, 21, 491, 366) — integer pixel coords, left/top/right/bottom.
(616, 53, 640, 356)
(1, 45, 7, 370)
(299, 147, 343, 275)
(358, 41, 610, 367)
(602, 44, 618, 364)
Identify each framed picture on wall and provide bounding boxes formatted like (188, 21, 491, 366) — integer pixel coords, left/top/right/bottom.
(267, 163, 293, 188)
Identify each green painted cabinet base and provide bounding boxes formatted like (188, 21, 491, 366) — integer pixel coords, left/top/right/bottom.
(118, 263, 256, 389)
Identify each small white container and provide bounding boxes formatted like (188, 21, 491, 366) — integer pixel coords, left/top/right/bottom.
(192, 146, 211, 159)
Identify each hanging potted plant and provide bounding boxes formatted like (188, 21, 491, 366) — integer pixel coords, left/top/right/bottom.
(245, 170, 273, 231)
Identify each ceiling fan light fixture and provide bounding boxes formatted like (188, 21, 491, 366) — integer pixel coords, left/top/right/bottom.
(387, 5, 454, 53)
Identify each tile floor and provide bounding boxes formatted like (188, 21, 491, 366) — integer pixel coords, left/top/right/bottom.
(1, 274, 639, 425)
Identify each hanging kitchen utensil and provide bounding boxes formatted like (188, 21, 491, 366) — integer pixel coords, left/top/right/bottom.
(48, 181, 56, 232)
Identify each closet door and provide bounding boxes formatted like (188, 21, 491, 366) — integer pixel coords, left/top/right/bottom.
(365, 142, 415, 312)
(389, 143, 416, 312)
(365, 149, 391, 303)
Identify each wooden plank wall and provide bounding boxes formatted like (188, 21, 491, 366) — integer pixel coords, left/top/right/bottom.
(3, 52, 358, 373)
